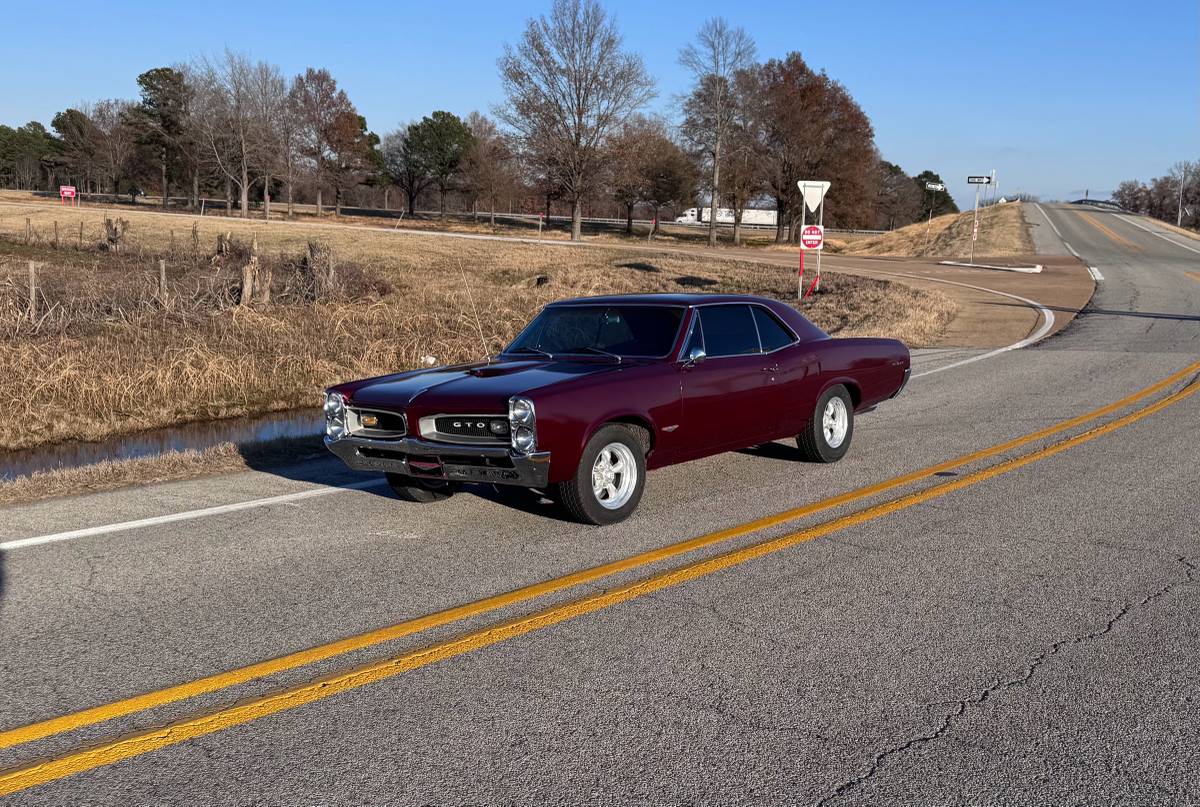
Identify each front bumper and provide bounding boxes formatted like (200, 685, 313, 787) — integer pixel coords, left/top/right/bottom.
(325, 434, 551, 488)
(891, 367, 911, 399)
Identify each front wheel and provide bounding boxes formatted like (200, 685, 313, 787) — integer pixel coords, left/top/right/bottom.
(555, 425, 647, 525)
(797, 385, 854, 463)
(386, 472, 457, 503)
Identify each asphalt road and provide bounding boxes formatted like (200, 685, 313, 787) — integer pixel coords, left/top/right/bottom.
(1, 206, 1198, 805)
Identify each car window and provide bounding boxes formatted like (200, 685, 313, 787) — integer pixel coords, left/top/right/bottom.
(698, 305, 759, 357)
(507, 305, 685, 357)
(753, 306, 796, 352)
(683, 314, 704, 356)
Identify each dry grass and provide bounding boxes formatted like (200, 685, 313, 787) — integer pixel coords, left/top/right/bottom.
(1143, 217, 1200, 242)
(0, 436, 327, 507)
(841, 203, 1034, 258)
(0, 201, 954, 452)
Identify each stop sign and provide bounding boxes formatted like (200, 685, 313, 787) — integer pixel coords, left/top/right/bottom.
(800, 224, 824, 250)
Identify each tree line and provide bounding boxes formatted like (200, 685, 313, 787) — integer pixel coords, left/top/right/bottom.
(1112, 161, 1198, 228)
(0, 0, 957, 243)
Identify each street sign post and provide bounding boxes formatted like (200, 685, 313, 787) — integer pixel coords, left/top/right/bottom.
(796, 181, 831, 299)
(967, 174, 992, 261)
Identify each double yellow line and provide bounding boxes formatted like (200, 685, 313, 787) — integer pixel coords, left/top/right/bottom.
(2, 361, 1198, 795)
(1079, 212, 1143, 252)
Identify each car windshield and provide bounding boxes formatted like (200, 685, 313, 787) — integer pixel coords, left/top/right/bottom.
(506, 305, 685, 358)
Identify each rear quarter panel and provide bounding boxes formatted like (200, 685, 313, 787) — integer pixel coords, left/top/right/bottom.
(808, 337, 911, 410)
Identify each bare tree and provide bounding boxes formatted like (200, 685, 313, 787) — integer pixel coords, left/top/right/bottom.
(679, 17, 756, 247)
(192, 51, 279, 218)
(497, 0, 654, 241)
(462, 112, 518, 225)
(91, 99, 137, 195)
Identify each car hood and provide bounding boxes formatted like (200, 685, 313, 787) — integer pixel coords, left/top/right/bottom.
(337, 357, 625, 412)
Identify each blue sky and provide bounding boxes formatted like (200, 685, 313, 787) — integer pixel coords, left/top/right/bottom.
(2, 0, 1195, 208)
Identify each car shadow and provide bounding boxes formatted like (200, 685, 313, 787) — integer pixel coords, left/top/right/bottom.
(235, 438, 576, 519)
(737, 441, 802, 462)
(235, 437, 396, 500)
(464, 484, 574, 522)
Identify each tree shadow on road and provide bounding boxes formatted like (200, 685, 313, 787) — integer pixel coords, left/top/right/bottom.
(984, 300, 1200, 322)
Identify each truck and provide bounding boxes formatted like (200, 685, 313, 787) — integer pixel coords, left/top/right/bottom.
(675, 207, 778, 226)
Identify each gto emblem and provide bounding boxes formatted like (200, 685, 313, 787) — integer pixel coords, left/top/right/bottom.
(452, 421, 486, 429)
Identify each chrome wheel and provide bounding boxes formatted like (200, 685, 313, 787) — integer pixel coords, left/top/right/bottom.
(591, 442, 638, 510)
(822, 397, 849, 449)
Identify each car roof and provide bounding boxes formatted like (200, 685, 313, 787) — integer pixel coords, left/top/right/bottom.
(547, 292, 781, 307)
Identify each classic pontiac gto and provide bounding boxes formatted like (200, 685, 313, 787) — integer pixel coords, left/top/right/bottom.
(325, 293, 910, 524)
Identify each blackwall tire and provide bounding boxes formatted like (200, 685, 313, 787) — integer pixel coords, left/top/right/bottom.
(797, 384, 854, 463)
(555, 425, 647, 525)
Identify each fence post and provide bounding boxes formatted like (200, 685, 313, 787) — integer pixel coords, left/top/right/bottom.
(25, 217, 31, 244)
(78, 220, 84, 249)
(192, 222, 200, 253)
(27, 261, 37, 319)
(158, 259, 168, 302)
(54, 221, 60, 249)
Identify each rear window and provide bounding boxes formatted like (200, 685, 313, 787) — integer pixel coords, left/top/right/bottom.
(753, 306, 796, 352)
(698, 305, 759, 357)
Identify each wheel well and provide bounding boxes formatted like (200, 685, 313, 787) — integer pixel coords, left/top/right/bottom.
(825, 380, 861, 409)
(604, 416, 653, 453)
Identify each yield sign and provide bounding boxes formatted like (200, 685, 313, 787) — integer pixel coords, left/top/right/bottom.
(796, 180, 831, 213)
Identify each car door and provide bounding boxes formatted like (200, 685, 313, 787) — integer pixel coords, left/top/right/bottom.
(750, 304, 812, 437)
(679, 304, 777, 455)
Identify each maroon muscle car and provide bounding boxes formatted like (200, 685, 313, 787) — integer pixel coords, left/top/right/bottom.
(324, 293, 910, 524)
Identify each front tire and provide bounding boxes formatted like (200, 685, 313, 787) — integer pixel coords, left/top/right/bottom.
(386, 472, 457, 503)
(556, 425, 647, 525)
(797, 384, 854, 463)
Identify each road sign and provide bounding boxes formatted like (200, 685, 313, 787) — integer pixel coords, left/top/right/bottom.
(967, 176, 992, 185)
(925, 182, 946, 192)
(796, 180, 831, 213)
(59, 185, 76, 198)
(972, 219, 980, 241)
(800, 224, 825, 250)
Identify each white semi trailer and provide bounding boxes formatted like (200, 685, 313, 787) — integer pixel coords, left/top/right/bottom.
(675, 207, 777, 226)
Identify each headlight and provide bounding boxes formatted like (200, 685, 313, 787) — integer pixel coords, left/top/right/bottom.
(510, 397, 534, 425)
(324, 392, 347, 440)
(513, 426, 536, 452)
(509, 396, 536, 453)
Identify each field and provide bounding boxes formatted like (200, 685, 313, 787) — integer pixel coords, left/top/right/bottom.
(838, 202, 1034, 258)
(0, 200, 955, 452)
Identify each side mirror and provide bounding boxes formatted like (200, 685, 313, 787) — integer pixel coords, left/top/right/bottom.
(683, 346, 706, 367)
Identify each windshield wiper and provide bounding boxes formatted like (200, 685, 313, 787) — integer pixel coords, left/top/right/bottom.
(566, 346, 622, 363)
(508, 346, 554, 359)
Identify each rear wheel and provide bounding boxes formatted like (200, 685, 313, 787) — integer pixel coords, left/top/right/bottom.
(556, 425, 647, 525)
(797, 384, 854, 463)
(386, 472, 457, 502)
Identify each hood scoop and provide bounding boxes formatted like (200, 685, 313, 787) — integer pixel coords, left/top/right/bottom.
(468, 361, 542, 377)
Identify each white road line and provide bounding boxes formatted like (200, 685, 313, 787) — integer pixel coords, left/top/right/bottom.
(1063, 241, 1082, 259)
(888, 274, 1055, 378)
(0, 480, 385, 551)
(1088, 266, 1105, 281)
(1119, 214, 1200, 256)
(1036, 203, 1067, 240)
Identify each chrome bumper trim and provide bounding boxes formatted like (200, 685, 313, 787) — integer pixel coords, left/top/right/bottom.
(891, 367, 911, 399)
(325, 434, 550, 487)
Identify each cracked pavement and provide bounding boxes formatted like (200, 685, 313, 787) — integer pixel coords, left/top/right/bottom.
(0, 207, 1198, 804)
